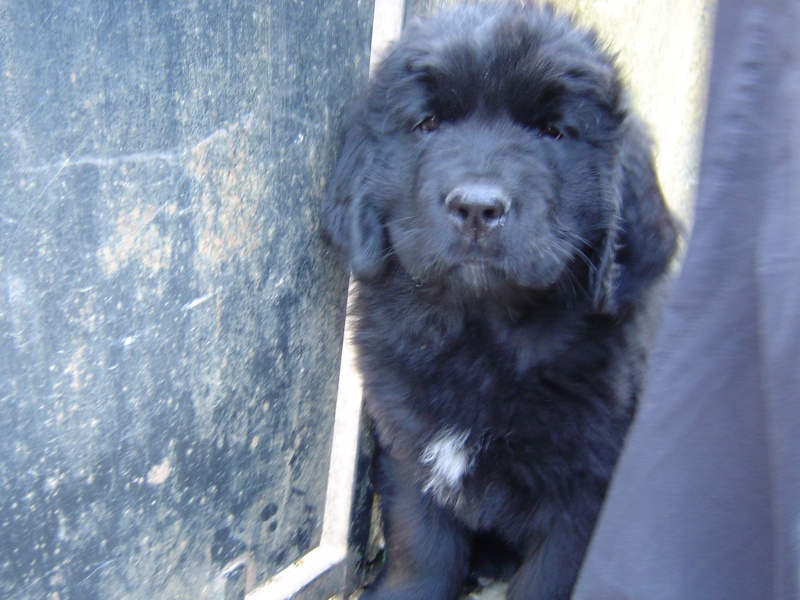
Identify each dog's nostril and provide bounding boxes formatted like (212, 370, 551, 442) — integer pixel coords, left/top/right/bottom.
(483, 207, 502, 224)
(445, 184, 510, 236)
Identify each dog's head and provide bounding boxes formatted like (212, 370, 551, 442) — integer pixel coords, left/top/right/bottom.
(324, 4, 677, 314)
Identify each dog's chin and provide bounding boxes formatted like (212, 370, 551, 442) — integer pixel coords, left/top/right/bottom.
(404, 251, 569, 300)
(421, 260, 524, 302)
(436, 259, 570, 303)
(451, 261, 506, 293)
(407, 260, 505, 297)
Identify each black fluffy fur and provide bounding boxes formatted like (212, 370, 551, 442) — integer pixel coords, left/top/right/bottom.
(323, 4, 678, 599)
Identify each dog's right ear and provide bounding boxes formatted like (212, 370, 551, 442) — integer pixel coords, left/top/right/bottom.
(591, 118, 679, 314)
(322, 100, 387, 280)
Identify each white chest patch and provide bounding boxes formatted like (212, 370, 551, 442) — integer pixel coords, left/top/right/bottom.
(420, 429, 474, 505)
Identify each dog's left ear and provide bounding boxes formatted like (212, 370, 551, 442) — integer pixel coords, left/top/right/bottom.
(322, 97, 387, 280)
(592, 119, 679, 313)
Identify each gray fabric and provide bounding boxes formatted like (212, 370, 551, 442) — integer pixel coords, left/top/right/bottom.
(572, 1, 800, 598)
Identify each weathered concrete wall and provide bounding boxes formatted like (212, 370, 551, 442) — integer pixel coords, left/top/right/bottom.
(0, 1, 373, 598)
(405, 0, 716, 220)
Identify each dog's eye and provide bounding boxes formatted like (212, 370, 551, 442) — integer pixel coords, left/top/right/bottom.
(539, 123, 564, 140)
(416, 115, 441, 133)
(537, 122, 580, 141)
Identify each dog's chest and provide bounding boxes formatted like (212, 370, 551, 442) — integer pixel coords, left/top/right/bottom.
(411, 324, 542, 505)
(384, 307, 594, 509)
(419, 429, 476, 506)
(417, 427, 531, 528)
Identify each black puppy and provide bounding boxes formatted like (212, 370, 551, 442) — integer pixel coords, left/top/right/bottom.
(323, 3, 678, 599)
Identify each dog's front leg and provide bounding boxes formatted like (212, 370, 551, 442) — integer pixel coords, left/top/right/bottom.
(505, 506, 595, 600)
(361, 451, 471, 600)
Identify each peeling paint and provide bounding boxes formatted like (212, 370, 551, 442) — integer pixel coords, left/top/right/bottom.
(97, 199, 176, 277)
(64, 344, 88, 391)
(146, 457, 172, 485)
(186, 118, 266, 273)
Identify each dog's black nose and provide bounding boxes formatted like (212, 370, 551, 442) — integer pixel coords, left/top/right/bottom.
(445, 184, 510, 237)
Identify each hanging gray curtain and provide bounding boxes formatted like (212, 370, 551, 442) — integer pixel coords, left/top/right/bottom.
(572, 0, 800, 598)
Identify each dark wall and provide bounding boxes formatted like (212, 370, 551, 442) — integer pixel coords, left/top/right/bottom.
(0, 1, 372, 597)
